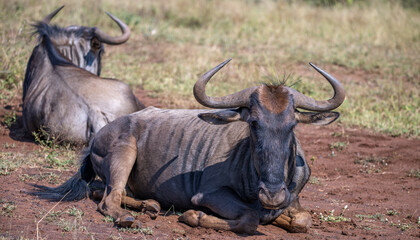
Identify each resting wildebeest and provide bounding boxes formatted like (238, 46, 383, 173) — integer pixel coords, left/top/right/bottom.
(23, 6, 144, 144)
(36, 59, 345, 234)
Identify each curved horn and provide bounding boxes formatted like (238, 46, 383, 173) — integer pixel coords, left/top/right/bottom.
(93, 12, 130, 45)
(287, 63, 346, 111)
(42, 5, 64, 24)
(194, 59, 258, 109)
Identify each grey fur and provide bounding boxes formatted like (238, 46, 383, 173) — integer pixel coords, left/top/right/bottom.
(22, 18, 144, 144)
(35, 61, 344, 234)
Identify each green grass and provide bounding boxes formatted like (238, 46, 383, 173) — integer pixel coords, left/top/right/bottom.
(43, 210, 66, 222)
(390, 221, 411, 231)
(0, 0, 419, 137)
(308, 176, 323, 185)
(38, 207, 87, 233)
(318, 209, 351, 223)
(19, 172, 62, 184)
(354, 155, 389, 174)
(118, 226, 154, 235)
(407, 169, 420, 179)
(2, 111, 16, 128)
(356, 210, 415, 232)
(386, 209, 399, 216)
(57, 218, 87, 232)
(1, 199, 17, 217)
(329, 141, 349, 151)
(1, 134, 79, 177)
(66, 207, 84, 218)
(355, 213, 385, 221)
(102, 216, 114, 223)
(0, 153, 24, 175)
(32, 128, 79, 170)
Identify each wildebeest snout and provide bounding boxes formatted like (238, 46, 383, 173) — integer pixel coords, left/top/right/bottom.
(258, 182, 289, 209)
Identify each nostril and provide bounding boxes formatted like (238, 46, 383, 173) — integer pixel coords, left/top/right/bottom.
(258, 188, 268, 203)
(261, 186, 284, 198)
(274, 188, 286, 203)
(258, 188, 266, 198)
(258, 182, 290, 207)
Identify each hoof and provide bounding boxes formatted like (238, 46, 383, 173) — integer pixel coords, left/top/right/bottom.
(141, 200, 161, 219)
(130, 220, 142, 228)
(116, 214, 135, 228)
(179, 210, 204, 227)
(146, 211, 159, 220)
(273, 211, 312, 233)
(291, 211, 312, 233)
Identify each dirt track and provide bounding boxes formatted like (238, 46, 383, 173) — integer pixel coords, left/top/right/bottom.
(1, 89, 419, 239)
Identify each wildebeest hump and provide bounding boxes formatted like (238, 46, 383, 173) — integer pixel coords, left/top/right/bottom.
(57, 66, 139, 117)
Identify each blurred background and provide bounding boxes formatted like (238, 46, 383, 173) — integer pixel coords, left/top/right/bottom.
(1, 0, 419, 137)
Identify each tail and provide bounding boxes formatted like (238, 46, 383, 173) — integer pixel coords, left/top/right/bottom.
(32, 147, 96, 201)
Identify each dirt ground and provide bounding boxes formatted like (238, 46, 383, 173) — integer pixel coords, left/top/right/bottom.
(0, 89, 419, 240)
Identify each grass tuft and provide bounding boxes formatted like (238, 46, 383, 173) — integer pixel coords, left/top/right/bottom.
(308, 176, 323, 185)
(119, 226, 154, 235)
(0, 153, 23, 175)
(407, 169, 420, 179)
(318, 209, 351, 223)
(1, 199, 17, 217)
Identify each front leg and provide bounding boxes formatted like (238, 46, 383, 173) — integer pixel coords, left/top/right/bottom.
(272, 153, 311, 233)
(94, 139, 139, 228)
(179, 188, 259, 234)
(272, 197, 311, 233)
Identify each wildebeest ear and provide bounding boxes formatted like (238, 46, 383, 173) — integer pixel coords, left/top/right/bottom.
(295, 111, 340, 126)
(198, 108, 250, 125)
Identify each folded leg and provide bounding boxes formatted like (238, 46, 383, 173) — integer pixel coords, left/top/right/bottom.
(179, 188, 259, 234)
(93, 189, 161, 219)
(272, 197, 311, 233)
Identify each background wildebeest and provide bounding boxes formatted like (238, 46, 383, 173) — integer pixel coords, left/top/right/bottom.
(36, 59, 345, 234)
(22, 6, 145, 144)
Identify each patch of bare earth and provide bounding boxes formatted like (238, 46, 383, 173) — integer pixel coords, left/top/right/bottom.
(1, 87, 419, 240)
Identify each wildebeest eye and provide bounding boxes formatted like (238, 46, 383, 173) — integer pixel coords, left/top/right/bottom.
(91, 38, 101, 50)
(249, 119, 258, 128)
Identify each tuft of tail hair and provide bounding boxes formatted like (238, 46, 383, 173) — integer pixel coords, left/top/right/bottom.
(32, 147, 96, 201)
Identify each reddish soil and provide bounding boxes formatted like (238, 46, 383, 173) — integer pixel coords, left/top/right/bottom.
(1, 89, 419, 240)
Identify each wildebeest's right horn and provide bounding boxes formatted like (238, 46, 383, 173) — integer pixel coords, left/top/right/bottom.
(42, 5, 64, 24)
(286, 63, 346, 112)
(194, 59, 258, 109)
(94, 12, 130, 45)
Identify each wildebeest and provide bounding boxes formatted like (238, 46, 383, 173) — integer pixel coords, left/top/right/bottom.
(36, 59, 345, 234)
(22, 6, 144, 144)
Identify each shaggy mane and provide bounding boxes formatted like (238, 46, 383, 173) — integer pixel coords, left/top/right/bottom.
(32, 22, 90, 42)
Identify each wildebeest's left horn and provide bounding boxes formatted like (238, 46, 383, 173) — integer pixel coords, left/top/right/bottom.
(287, 63, 346, 112)
(94, 12, 130, 45)
(194, 59, 258, 109)
(42, 5, 64, 24)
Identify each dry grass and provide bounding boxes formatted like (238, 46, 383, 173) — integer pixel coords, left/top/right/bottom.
(0, 0, 419, 136)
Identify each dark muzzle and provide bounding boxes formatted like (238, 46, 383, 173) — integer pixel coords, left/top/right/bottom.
(258, 182, 290, 210)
